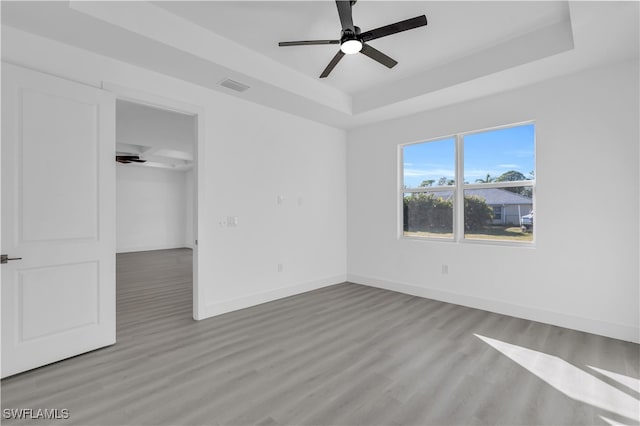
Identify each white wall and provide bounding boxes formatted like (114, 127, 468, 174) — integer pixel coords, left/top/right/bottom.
(2, 26, 347, 319)
(347, 59, 640, 343)
(6, 25, 635, 343)
(116, 99, 195, 154)
(185, 169, 194, 248)
(116, 165, 190, 253)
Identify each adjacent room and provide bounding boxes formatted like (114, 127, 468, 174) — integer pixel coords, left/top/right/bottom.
(115, 99, 197, 343)
(1, 1, 638, 425)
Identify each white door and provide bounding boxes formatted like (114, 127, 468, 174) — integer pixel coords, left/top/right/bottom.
(1, 63, 116, 378)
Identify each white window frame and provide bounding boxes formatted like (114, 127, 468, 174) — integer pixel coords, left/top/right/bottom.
(399, 121, 536, 246)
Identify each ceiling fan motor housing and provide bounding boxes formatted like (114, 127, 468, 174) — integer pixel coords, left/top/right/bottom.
(340, 26, 361, 44)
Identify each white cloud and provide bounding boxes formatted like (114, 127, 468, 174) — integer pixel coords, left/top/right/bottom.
(404, 168, 454, 178)
(464, 168, 505, 179)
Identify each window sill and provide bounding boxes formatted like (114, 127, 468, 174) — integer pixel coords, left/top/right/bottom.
(399, 234, 536, 248)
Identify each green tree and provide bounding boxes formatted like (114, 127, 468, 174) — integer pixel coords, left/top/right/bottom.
(420, 179, 435, 187)
(464, 196, 494, 231)
(437, 176, 455, 186)
(475, 174, 493, 183)
(403, 193, 493, 233)
(495, 170, 532, 197)
(403, 193, 453, 231)
(495, 170, 527, 182)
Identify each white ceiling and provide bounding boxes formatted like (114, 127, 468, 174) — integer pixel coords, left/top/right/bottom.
(2, 1, 638, 129)
(154, 1, 570, 94)
(116, 100, 195, 171)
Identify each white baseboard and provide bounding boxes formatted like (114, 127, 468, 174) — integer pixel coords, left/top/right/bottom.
(200, 275, 347, 319)
(116, 243, 192, 253)
(348, 274, 640, 344)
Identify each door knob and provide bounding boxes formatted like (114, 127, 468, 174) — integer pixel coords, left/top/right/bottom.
(1, 254, 22, 264)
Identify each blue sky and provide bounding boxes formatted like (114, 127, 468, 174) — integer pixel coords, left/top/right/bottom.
(403, 124, 535, 188)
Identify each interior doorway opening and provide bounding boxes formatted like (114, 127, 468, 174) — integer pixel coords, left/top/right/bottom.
(114, 98, 198, 323)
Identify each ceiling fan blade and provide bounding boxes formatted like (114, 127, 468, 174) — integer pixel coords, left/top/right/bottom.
(116, 154, 146, 164)
(320, 50, 345, 78)
(279, 40, 340, 47)
(360, 43, 398, 68)
(361, 15, 427, 42)
(335, 0, 354, 31)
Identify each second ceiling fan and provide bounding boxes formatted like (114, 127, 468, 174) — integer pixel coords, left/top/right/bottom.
(279, 0, 427, 78)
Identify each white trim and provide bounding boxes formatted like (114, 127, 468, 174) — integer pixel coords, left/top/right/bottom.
(117, 244, 192, 254)
(397, 120, 536, 150)
(103, 82, 205, 320)
(397, 145, 404, 239)
(102, 83, 200, 117)
(455, 134, 464, 242)
(403, 181, 534, 192)
(401, 235, 456, 243)
(200, 275, 347, 319)
(460, 238, 536, 248)
(459, 119, 537, 138)
(403, 186, 455, 193)
(398, 133, 457, 149)
(347, 274, 640, 344)
(463, 180, 535, 190)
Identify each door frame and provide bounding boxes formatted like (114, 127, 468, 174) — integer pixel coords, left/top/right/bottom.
(103, 82, 205, 320)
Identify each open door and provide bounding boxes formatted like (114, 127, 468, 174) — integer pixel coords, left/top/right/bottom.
(1, 63, 116, 377)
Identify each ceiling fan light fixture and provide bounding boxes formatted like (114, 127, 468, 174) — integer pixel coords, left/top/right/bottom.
(340, 39, 362, 54)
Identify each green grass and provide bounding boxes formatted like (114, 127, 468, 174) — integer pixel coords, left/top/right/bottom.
(404, 230, 454, 239)
(465, 226, 533, 242)
(404, 225, 532, 242)
(404, 226, 453, 239)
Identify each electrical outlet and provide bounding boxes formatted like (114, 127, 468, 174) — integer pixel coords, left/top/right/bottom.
(277, 263, 284, 273)
(442, 264, 449, 274)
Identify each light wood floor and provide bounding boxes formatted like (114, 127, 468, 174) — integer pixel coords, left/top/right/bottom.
(2, 248, 639, 425)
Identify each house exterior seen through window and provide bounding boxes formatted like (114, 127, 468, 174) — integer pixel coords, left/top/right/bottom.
(401, 122, 535, 244)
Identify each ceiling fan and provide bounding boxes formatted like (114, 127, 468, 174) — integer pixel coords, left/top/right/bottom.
(116, 154, 147, 164)
(278, 0, 427, 78)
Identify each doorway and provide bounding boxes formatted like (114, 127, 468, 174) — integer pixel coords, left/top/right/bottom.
(110, 86, 202, 321)
(0, 66, 204, 377)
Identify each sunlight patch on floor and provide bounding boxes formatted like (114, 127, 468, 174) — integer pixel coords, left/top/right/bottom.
(475, 334, 640, 422)
(600, 415, 635, 426)
(588, 365, 640, 394)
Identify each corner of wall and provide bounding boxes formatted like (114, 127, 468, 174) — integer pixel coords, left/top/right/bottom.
(200, 274, 347, 320)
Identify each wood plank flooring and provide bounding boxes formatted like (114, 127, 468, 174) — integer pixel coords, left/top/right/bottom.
(2, 248, 639, 425)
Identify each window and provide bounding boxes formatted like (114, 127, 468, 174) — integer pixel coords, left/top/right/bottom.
(401, 123, 535, 244)
(492, 206, 503, 221)
(402, 137, 455, 239)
